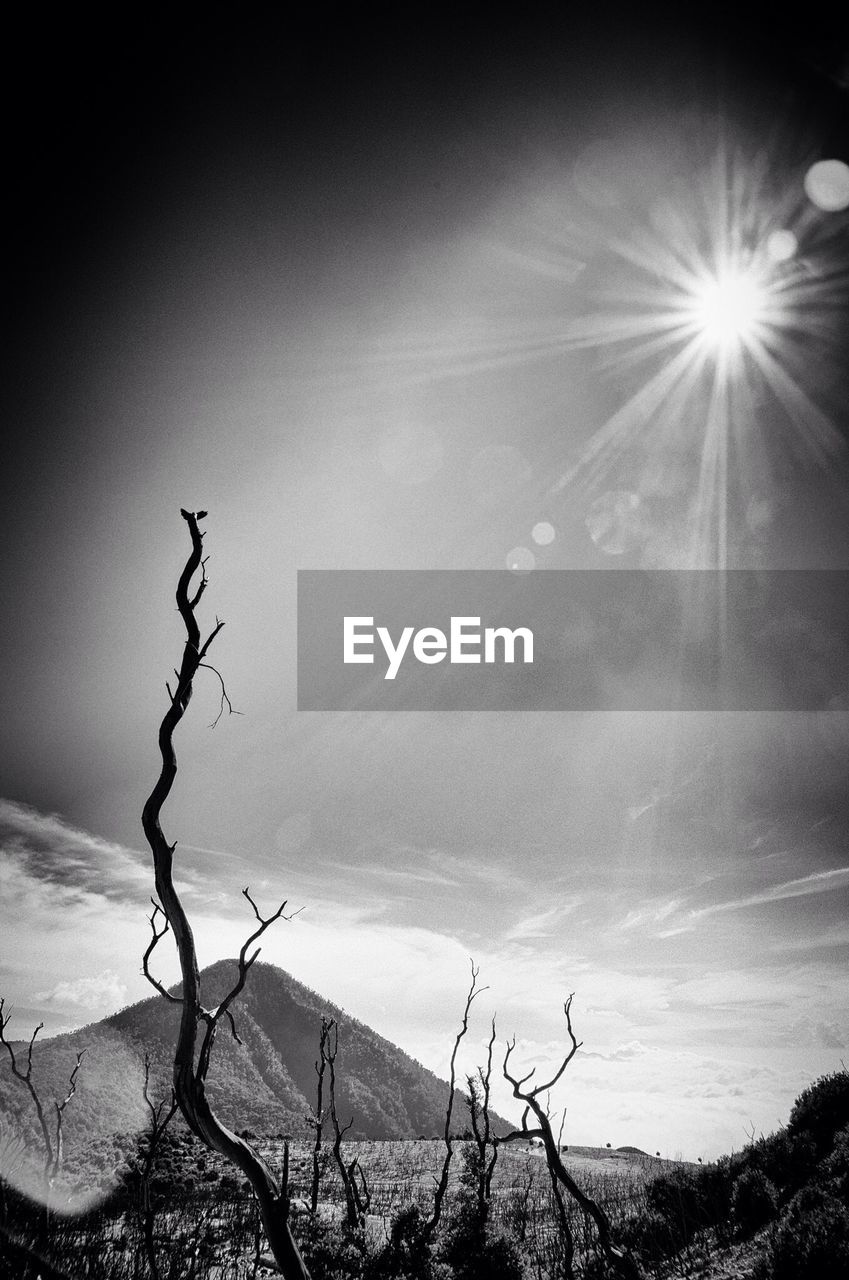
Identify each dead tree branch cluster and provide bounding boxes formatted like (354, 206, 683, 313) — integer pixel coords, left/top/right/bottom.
(0, 1001, 85, 1193)
(425, 970, 638, 1278)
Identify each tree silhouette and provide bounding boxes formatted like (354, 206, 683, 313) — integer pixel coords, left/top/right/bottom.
(0, 1003, 84, 1200)
(141, 509, 310, 1279)
(500, 996, 639, 1279)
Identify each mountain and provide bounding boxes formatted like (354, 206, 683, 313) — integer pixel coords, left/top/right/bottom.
(0, 960, 510, 1166)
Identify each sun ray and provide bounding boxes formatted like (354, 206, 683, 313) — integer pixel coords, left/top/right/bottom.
(556, 334, 710, 492)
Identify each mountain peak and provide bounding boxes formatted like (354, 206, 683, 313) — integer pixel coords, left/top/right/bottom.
(2, 961, 508, 1160)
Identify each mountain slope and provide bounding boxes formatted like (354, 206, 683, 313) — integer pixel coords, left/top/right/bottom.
(0, 960, 509, 1165)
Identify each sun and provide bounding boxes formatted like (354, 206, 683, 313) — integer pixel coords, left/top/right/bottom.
(690, 268, 765, 351)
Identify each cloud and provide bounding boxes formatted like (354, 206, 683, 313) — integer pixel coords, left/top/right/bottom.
(708, 865, 849, 912)
(504, 901, 582, 941)
(325, 859, 459, 889)
(0, 796, 245, 919)
(656, 865, 849, 937)
(0, 798, 150, 902)
(33, 969, 127, 1012)
(582, 1040, 650, 1062)
(616, 897, 683, 932)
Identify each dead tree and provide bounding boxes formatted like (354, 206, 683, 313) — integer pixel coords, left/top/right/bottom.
(307, 1017, 333, 1216)
(140, 509, 310, 1280)
(324, 1020, 370, 1230)
(466, 1015, 499, 1216)
(500, 996, 639, 1280)
(0, 1001, 84, 1200)
(426, 960, 485, 1235)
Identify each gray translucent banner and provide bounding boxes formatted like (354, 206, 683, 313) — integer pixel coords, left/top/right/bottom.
(297, 571, 849, 711)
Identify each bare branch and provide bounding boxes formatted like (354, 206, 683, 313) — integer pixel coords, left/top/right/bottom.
(497, 1126, 546, 1144)
(503, 996, 581, 1100)
(56, 1052, 85, 1117)
(209, 888, 302, 1029)
(223, 1008, 243, 1046)
(142, 1056, 178, 1136)
(142, 901, 182, 1004)
(50, 1050, 86, 1182)
(198, 660, 244, 729)
(196, 618, 225, 666)
(531, 995, 581, 1095)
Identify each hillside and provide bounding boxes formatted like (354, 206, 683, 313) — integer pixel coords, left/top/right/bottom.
(0, 960, 509, 1171)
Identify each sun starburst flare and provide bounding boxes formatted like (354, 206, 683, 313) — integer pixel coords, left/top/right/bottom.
(549, 144, 848, 567)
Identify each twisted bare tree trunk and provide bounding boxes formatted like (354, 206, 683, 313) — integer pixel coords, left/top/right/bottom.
(141, 509, 310, 1279)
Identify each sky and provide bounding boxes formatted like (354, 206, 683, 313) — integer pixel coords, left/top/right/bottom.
(2, 7, 849, 1161)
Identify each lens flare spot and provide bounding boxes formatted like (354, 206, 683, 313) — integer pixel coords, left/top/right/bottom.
(804, 159, 849, 213)
(766, 229, 797, 262)
(531, 521, 556, 546)
(506, 546, 535, 572)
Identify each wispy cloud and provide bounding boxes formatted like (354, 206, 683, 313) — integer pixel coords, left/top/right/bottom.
(505, 900, 582, 941)
(657, 865, 849, 937)
(616, 897, 683, 932)
(324, 859, 459, 888)
(710, 866, 849, 911)
(0, 797, 244, 912)
(0, 798, 150, 902)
